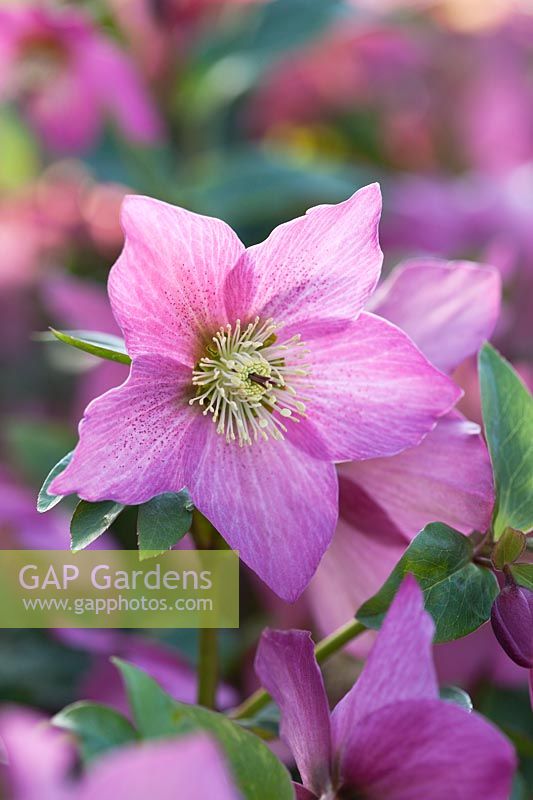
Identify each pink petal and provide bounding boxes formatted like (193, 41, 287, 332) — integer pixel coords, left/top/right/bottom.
(109, 195, 245, 365)
(331, 576, 437, 755)
(224, 184, 382, 327)
(293, 785, 317, 800)
(255, 630, 332, 797)
(434, 624, 526, 690)
(185, 421, 338, 601)
(340, 700, 516, 800)
(290, 313, 460, 462)
(75, 37, 163, 144)
(0, 707, 74, 800)
(369, 259, 501, 374)
(50, 356, 197, 504)
(341, 410, 494, 538)
(79, 734, 240, 800)
(306, 518, 403, 656)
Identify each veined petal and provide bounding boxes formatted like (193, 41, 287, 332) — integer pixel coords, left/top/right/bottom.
(340, 700, 515, 800)
(255, 630, 332, 797)
(290, 313, 460, 462)
(50, 356, 197, 504)
(108, 195, 245, 365)
(332, 576, 437, 757)
(306, 501, 405, 654)
(369, 259, 501, 374)
(184, 424, 338, 601)
(224, 184, 382, 328)
(341, 411, 494, 539)
(79, 735, 240, 800)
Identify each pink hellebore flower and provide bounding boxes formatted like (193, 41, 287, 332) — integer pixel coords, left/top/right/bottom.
(307, 259, 500, 636)
(256, 576, 516, 800)
(0, 4, 162, 153)
(51, 186, 459, 600)
(0, 708, 240, 800)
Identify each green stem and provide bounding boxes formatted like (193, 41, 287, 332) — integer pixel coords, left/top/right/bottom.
(197, 627, 219, 709)
(191, 511, 220, 709)
(315, 619, 367, 663)
(230, 619, 367, 720)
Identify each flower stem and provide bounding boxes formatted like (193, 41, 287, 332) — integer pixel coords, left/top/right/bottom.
(315, 619, 367, 663)
(197, 627, 219, 709)
(230, 619, 367, 720)
(191, 511, 220, 709)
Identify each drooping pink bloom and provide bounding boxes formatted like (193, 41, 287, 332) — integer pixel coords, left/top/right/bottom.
(256, 576, 516, 800)
(51, 186, 460, 600)
(307, 259, 500, 639)
(0, 708, 240, 800)
(0, 4, 163, 153)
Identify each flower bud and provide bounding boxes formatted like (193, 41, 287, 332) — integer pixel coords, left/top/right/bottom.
(491, 582, 533, 669)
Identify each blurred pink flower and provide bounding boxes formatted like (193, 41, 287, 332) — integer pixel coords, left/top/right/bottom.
(248, 22, 428, 153)
(0, 198, 44, 291)
(307, 259, 499, 651)
(51, 187, 460, 600)
(257, 577, 516, 800)
(55, 628, 237, 715)
(0, 4, 163, 153)
(0, 470, 70, 550)
(0, 707, 239, 800)
(383, 168, 533, 361)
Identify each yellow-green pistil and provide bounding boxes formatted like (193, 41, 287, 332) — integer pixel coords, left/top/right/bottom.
(190, 317, 310, 446)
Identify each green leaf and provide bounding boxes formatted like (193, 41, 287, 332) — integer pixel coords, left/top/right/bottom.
(186, 0, 345, 111)
(114, 659, 294, 800)
(357, 523, 499, 642)
(53, 702, 138, 763)
(71, 500, 125, 550)
(439, 686, 473, 712)
(137, 491, 193, 559)
(479, 344, 533, 538)
(0, 108, 38, 191)
(492, 528, 526, 569)
(37, 451, 73, 512)
(510, 563, 533, 591)
(45, 329, 131, 366)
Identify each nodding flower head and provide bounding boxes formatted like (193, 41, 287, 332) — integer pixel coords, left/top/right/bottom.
(50, 186, 461, 600)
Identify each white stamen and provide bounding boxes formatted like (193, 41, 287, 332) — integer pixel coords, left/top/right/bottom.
(189, 318, 310, 446)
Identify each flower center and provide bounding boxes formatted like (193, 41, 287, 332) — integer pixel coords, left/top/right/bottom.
(190, 317, 310, 446)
